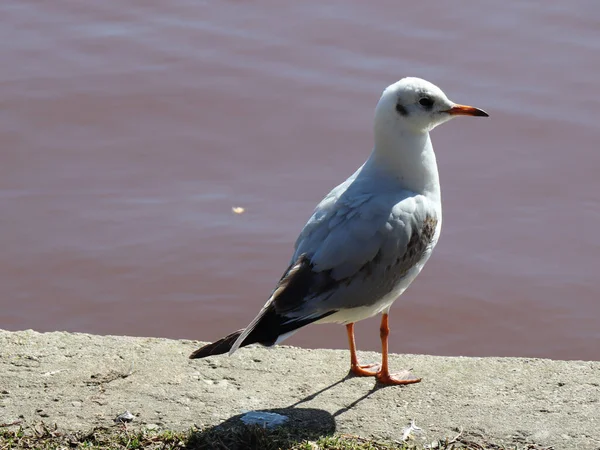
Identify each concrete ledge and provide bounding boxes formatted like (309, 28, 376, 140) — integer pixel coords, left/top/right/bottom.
(1, 329, 599, 449)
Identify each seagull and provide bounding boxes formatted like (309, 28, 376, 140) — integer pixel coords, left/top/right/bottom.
(190, 77, 488, 385)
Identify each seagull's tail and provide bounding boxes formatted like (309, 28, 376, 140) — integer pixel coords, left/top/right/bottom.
(189, 329, 244, 359)
(188, 306, 335, 359)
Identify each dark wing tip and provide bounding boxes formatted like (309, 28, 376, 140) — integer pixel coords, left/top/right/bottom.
(189, 330, 244, 359)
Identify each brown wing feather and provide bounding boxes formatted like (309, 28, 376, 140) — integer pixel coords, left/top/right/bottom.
(270, 254, 339, 314)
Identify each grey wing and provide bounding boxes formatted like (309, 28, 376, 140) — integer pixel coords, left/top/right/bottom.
(288, 190, 439, 313)
(228, 189, 439, 354)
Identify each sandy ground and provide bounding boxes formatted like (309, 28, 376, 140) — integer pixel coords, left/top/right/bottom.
(1, 329, 599, 449)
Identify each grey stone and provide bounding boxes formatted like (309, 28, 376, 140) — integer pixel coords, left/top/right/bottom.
(0, 329, 599, 449)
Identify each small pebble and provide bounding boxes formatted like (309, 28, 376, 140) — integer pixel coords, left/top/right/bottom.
(115, 411, 135, 423)
(240, 411, 288, 429)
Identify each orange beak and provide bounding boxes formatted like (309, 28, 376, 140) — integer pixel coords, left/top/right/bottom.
(445, 104, 489, 117)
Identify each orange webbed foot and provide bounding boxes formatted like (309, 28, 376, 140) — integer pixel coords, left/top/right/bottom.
(376, 369, 422, 385)
(350, 363, 381, 377)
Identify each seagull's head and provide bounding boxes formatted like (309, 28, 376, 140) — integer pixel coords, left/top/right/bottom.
(374, 77, 488, 136)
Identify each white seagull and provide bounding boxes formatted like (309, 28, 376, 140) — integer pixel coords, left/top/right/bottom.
(190, 77, 488, 385)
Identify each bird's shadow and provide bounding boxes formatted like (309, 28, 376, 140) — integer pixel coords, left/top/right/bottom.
(185, 407, 335, 450)
(289, 371, 394, 418)
(186, 372, 402, 449)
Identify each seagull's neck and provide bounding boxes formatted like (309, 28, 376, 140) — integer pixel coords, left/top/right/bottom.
(363, 129, 441, 200)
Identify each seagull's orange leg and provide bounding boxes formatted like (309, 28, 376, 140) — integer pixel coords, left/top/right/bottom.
(375, 313, 422, 385)
(346, 323, 380, 376)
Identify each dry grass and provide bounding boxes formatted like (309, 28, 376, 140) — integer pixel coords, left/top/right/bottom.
(0, 422, 552, 450)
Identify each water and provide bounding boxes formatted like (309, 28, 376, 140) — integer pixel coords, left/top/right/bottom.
(1, 1, 599, 360)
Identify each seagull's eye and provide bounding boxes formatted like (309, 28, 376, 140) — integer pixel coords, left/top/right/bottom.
(419, 97, 434, 109)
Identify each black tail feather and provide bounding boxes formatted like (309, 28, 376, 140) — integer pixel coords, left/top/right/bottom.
(189, 306, 335, 359)
(189, 329, 244, 359)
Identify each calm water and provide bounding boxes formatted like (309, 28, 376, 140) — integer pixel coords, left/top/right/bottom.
(1, 1, 599, 360)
